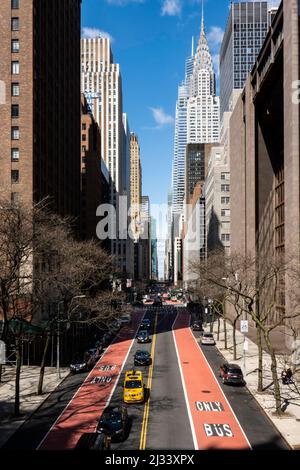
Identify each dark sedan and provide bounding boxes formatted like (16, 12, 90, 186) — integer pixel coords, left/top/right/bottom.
(192, 321, 203, 332)
(219, 363, 245, 385)
(134, 350, 151, 366)
(140, 319, 151, 330)
(97, 406, 129, 442)
(75, 432, 111, 450)
(136, 330, 151, 343)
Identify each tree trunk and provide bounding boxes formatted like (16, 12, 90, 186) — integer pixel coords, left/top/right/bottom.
(217, 318, 220, 341)
(223, 318, 228, 349)
(264, 331, 282, 415)
(256, 325, 263, 392)
(210, 308, 215, 333)
(37, 334, 50, 395)
(14, 338, 22, 417)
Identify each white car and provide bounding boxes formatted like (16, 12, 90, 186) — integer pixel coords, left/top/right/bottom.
(201, 333, 216, 345)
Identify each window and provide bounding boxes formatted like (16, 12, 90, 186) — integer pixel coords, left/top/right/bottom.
(82, 123, 86, 130)
(12, 39, 19, 53)
(11, 148, 19, 161)
(11, 170, 19, 183)
(82, 157, 86, 163)
(221, 197, 230, 204)
(12, 83, 19, 96)
(82, 134, 86, 141)
(221, 209, 231, 217)
(221, 184, 230, 192)
(81, 145, 86, 152)
(11, 0, 19, 8)
(11, 104, 19, 117)
(11, 18, 19, 31)
(11, 192, 19, 204)
(11, 126, 19, 140)
(12, 61, 19, 74)
(221, 234, 230, 242)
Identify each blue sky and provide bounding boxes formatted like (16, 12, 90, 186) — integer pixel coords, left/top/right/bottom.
(81, 0, 230, 207)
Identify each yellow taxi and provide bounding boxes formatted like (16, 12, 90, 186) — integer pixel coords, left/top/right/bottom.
(123, 370, 145, 404)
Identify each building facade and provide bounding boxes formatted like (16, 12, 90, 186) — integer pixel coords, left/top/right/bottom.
(0, 0, 81, 220)
(187, 16, 220, 145)
(229, 1, 300, 329)
(80, 94, 110, 242)
(220, 1, 270, 119)
(130, 132, 142, 240)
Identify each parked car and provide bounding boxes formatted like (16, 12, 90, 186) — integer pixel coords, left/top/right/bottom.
(192, 321, 203, 332)
(134, 350, 151, 366)
(219, 363, 245, 385)
(136, 330, 151, 343)
(120, 315, 131, 326)
(75, 432, 111, 450)
(70, 354, 89, 373)
(200, 332, 216, 345)
(97, 406, 129, 442)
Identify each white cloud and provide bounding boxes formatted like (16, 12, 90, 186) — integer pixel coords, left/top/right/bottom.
(81, 27, 113, 42)
(149, 107, 174, 128)
(207, 26, 224, 48)
(161, 0, 182, 16)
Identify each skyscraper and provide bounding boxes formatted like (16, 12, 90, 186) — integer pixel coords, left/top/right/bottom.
(0, 0, 81, 220)
(220, 1, 270, 119)
(81, 37, 124, 196)
(130, 132, 142, 240)
(187, 14, 220, 145)
(172, 41, 194, 216)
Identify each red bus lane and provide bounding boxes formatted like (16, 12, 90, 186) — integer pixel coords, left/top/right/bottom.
(39, 311, 144, 450)
(173, 312, 251, 450)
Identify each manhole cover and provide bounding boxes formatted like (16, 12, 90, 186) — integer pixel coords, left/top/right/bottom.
(201, 390, 211, 394)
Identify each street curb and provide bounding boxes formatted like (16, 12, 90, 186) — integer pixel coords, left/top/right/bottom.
(213, 340, 293, 450)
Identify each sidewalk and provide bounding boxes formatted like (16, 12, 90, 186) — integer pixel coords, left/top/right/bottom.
(0, 365, 69, 448)
(203, 320, 300, 450)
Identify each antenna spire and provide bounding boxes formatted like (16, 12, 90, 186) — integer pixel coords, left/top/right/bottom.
(201, 0, 204, 33)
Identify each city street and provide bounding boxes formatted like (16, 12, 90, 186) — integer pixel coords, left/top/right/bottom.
(2, 307, 290, 450)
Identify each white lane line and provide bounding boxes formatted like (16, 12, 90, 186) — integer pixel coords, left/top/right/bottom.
(190, 327, 252, 450)
(37, 311, 145, 450)
(172, 312, 198, 450)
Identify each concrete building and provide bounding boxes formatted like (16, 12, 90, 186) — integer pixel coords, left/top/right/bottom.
(80, 94, 110, 242)
(0, 0, 81, 220)
(130, 132, 142, 240)
(220, 1, 270, 119)
(184, 143, 213, 204)
(151, 217, 159, 281)
(229, 1, 300, 327)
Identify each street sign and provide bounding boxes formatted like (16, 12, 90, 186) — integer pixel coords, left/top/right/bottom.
(240, 320, 249, 333)
(0, 340, 6, 365)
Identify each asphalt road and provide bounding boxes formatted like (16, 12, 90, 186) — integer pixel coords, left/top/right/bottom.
(2, 306, 291, 450)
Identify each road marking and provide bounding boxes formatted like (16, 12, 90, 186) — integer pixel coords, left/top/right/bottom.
(139, 312, 158, 450)
(172, 313, 198, 450)
(173, 312, 251, 450)
(38, 311, 145, 450)
(190, 325, 252, 449)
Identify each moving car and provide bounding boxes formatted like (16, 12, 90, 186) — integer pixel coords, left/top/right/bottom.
(75, 432, 111, 450)
(140, 319, 151, 330)
(134, 350, 151, 366)
(200, 332, 216, 345)
(192, 321, 203, 332)
(219, 363, 245, 385)
(97, 406, 129, 442)
(123, 370, 145, 403)
(136, 330, 151, 343)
